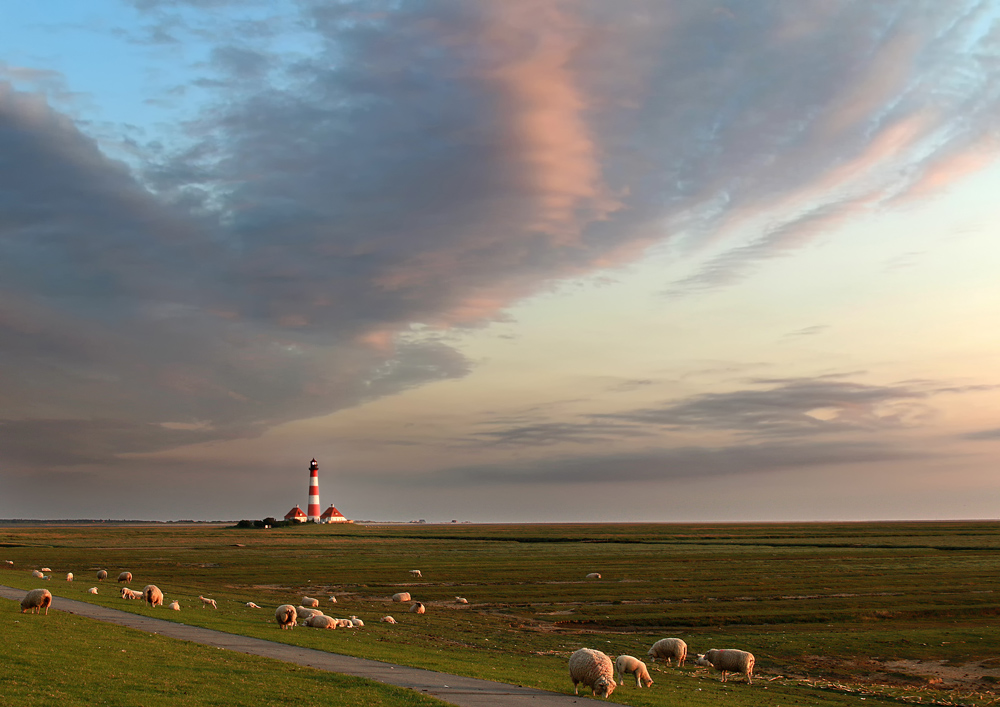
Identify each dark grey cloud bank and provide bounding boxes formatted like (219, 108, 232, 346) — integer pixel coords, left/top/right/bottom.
(2, 1, 999, 485)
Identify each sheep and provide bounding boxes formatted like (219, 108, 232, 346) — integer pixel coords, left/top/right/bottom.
(455, 596, 468, 604)
(349, 615, 364, 627)
(301, 596, 320, 608)
(31, 569, 43, 578)
(41, 575, 51, 581)
(41, 567, 51, 572)
(120, 587, 142, 600)
(306, 614, 338, 629)
(143, 584, 163, 608)
(296, 606, 323, 620)
(381, 616, 397, 624)
(409, 569, 422, 578)
(198, 595, 217, 609)
(275, 604, 297, 629)
(614, 655, 654, 688)
(21, 588, 53, 615)
(97, 570, 108, 581)
(167, 600, 180, 611)
(695, 649, 755, 684)
(4, 560, 12, 565)
(245, 602, 261, 609)
(117, 571, 132, 583)
(391, 592, 411, 602)
(335, 618, 354, 628)
(647, 637, 687, 667)
(585, 572, 601, 579)
(409, 602, 425, 614)
(66, 572, 74, 582)
(328, 595, 338, 604)
(568, 648, 617, 698)
(88, 587, 99, 595)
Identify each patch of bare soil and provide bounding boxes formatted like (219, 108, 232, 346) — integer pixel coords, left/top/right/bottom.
(880, 658, 1000, 690)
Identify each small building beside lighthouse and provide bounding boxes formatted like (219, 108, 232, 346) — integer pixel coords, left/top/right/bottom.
(320, 504, 349, 523)
(284, 506, 307, 523)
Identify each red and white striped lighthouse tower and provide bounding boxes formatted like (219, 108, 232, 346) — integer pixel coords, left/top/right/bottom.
(307, 458, 321, 522)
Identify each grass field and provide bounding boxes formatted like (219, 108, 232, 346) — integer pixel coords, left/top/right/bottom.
(3, 521, 1000, 706)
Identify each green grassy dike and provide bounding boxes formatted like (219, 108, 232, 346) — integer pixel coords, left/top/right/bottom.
(4, 520, 1000, 706)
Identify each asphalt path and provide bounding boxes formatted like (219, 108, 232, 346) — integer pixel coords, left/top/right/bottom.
(1, 585, 597, 706)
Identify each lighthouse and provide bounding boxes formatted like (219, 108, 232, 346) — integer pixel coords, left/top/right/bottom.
(307, 458, 321, 522)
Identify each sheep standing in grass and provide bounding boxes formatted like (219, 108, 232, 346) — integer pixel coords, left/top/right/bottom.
(409, 602, 425, 614)
(275, 604, 297, 629)
(696, 649, 755, 684)
(409, 570, 422, 578)
(392, 592, 411, 602)
(614, 655, 654, 688)
(568, 648, 617, 698)
(21, 588, 53, 615)
(118, 571, 132, 583)
(88, 587, 99, 594)
(301, 596, 320, 608)
(143, 585, 163, 608)
(198, 595, 217, 609)
(97, 570, 107, 581)
(4, 560, 12, 565)
(66, 572, 73, 582)
(647, 637, 687, 667)
(167, 600, 180, 611)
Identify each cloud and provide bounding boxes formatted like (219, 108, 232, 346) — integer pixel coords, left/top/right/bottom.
(962, 428, 1000, 441)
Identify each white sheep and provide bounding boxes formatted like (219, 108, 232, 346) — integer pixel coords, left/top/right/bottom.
(455, 596, 468, 604)
(696, 649, 755, 684)
(306, 614, 338, 629)
(4, 560, 12, 565)
(275, 604, 297, 629)
(21, 588, 53, 615)
(88, 587, 99, 595)
(121, 587, 142, 600)
(117, 571, 132, 583)
(568, 648, 617, 698)
(647, 637, 687, 667)
(296, 606, 323, 620)
(409, 602, 425, 614)
(245, 602, 261, 609)
(97, 570, 108, 581)
(66, 572, 74, 582)
(31, 569, 43, 578)
(328, 595, 338, 604)
(143, 585, 163, 608)
(335, 618, 354, 628)
(167, 600, 181, 611)
(198, 595, 217, 609)
(301, 596, 320, 608)
(614, 655, 654, 688)
(585, 572, 601, 579)
(380, 615, 397, 624)
(409, 569, 422, 578)
(349, 615, 364, 627)
(41, 567, 51, 572)
(391, 592, 411, 602)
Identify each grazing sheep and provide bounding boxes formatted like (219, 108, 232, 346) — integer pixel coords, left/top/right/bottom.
(568, 648, 617, 698)
(198, 595, 217, 609)
(306, 614, 337, 629)
(143, 584, 163, 608)
(88, 587, 99, 594)
(117, 571, 132, 583)
(245, 602, 261, 609)
(167, 600, 180, 611)
(21, 588, 53, 615)
(120, 587, 141, 600)
(31, 569, 43, 578)
(409, 569, 422, 578)
(647, 637, 688, 667)
(97, 570, 108, 581)
(381, 616, 397, 624)
(614, 655, 654, 688)
(696, 649, 755, 684)
(301, 596, 320, 608)
(409, 602, 425, 614)
(455, 596, 468, 604)
(275, 604, 297, 629)
(391, 592, 411, 602)
(349, 616, 364, 627)
(585, 572, 601, 579)
(296, 606, 323, 620)
(4, 560, 12, 565)
(66, 572, 74, 582)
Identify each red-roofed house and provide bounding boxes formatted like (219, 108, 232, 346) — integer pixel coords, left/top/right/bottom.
(284, 506, 307, 523)
(320, 504, 351, 523)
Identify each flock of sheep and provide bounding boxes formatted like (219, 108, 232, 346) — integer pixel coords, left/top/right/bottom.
(569, 637, 756, 698)
(13, 561, 757, 697)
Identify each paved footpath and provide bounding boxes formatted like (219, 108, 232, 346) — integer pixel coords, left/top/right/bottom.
(1, 586, 594, 706)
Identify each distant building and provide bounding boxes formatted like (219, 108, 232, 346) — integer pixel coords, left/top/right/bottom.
(320, 504, 351, 524)
(284, 506, 307, 523)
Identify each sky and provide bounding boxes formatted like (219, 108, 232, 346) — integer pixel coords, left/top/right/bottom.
(2, 0, 1000, 523)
